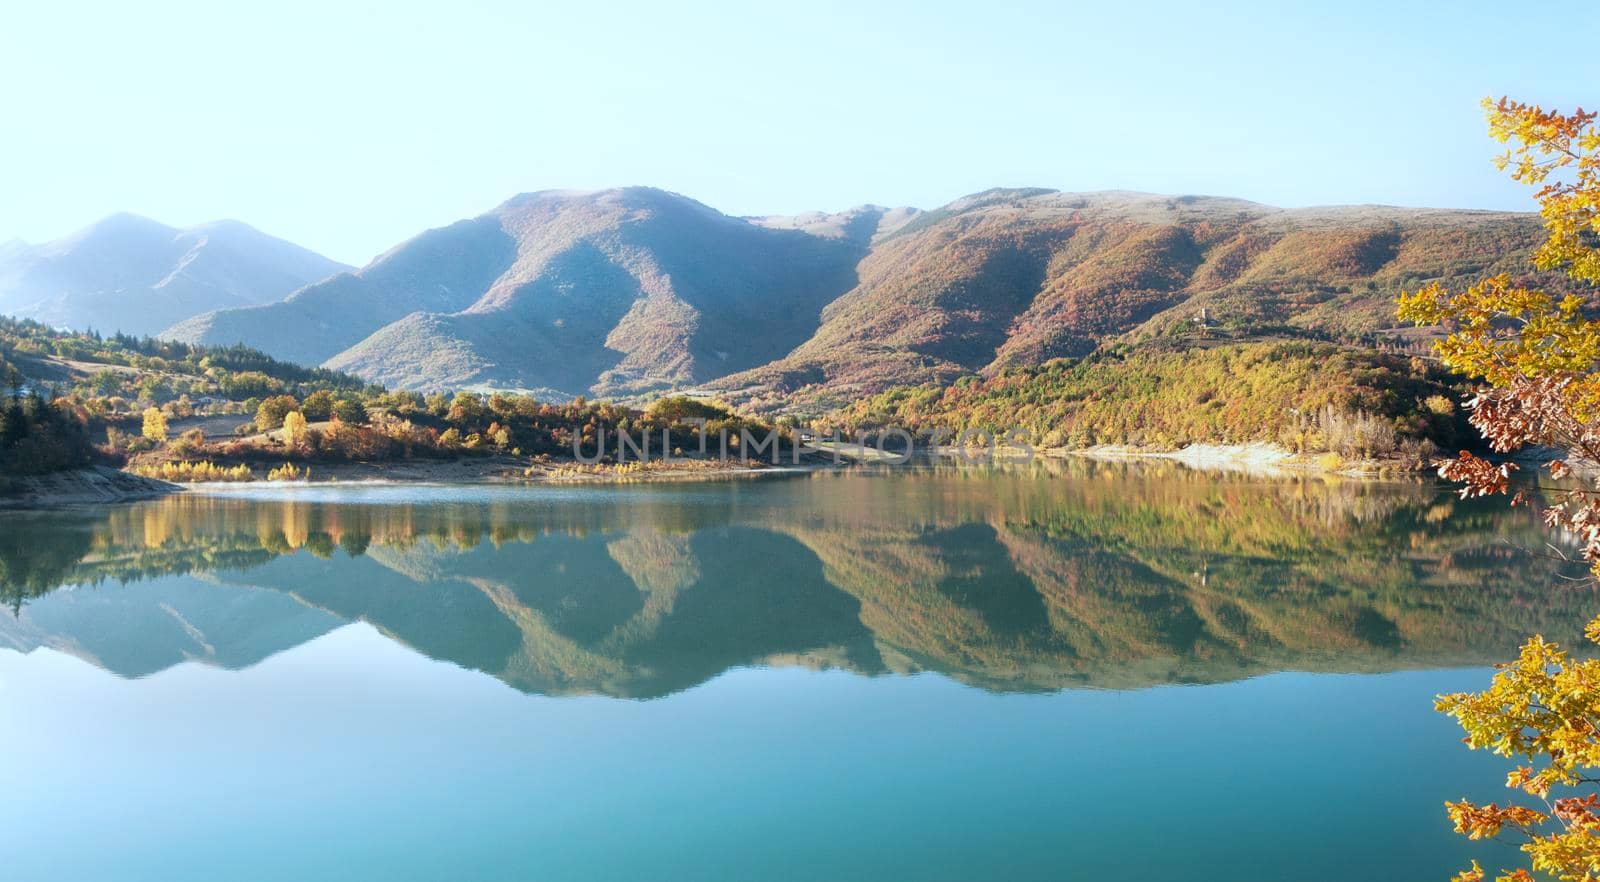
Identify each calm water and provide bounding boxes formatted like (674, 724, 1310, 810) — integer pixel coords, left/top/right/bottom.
(1, 460, 1593, 881)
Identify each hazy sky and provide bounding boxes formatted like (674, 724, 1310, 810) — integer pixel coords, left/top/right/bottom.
(2, 0, 1596, 265)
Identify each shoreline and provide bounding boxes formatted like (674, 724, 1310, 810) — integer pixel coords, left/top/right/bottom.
(182, 461, 828, 490)
(1, 442, 1436, 509)
(0, 466, 178, 509)
(138, 454, 841, 496)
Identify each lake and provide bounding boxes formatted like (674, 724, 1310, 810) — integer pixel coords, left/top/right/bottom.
(1, 460, 1592, 881)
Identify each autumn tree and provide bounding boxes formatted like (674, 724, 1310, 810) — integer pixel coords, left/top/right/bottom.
(446, 392, 484, 424)
(255, 394, 298, 431)
(1399, 97, 1600, 882)
(282, 410, 309, 449)
(141, 406, 167, 443)
(646, 395, 730, 423)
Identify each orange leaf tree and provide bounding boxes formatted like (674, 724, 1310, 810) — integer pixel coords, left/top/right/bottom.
(1399, 97, 1600, 882)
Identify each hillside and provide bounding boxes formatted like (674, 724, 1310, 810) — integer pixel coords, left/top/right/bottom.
(0, 317, 793, 489)
(0, 316, 374, 480)
(168, 188, 869, 396)
(827, 339, 1471, 460)
(157, 187, 1554, 410)
(0, 214, 349, 336)
(705, 190, 1555, 414)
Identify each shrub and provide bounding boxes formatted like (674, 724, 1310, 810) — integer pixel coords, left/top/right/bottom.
(131, 461, 254, 482)
(169, 428, 206, 458)
(266, 463, 308, 482)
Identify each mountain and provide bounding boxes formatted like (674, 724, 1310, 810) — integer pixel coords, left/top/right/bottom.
(167, 188, 871, 396)
(160, 187, 1552, 405)
(0, 214, 350, 337)
(704, 190, 1554, 413)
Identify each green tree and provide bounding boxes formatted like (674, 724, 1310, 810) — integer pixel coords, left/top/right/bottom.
(300, 390, 336, 421)
(138, 375, 172, 403)
(331, 398, 367, 425)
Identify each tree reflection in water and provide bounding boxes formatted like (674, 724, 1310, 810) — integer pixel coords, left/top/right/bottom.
(1, 459, 1592, 696)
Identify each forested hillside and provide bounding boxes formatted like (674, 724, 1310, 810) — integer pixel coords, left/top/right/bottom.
(0, 318, 783, 484)
(827, 339, 1472, 463)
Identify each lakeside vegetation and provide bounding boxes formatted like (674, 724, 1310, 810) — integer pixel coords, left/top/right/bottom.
(0, 310, 1485, 491)
(0, 315, 373, 478)
(826, 339, 1472, 465)
(0, 316, 790, 489)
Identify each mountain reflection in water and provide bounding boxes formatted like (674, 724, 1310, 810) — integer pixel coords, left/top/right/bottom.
(1, 459, 1591, 696)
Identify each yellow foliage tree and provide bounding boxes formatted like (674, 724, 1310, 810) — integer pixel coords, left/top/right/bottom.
(141, 406, 167, 443)
(1399, 96, 1600, 882)
(282, 410, 309, 449)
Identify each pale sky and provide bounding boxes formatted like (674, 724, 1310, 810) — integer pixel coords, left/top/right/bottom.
(2, 0, 1596, 265)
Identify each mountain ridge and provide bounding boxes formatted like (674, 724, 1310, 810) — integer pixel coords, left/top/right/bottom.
(152, 186, 1553, 406)
(171, 187, 866, 396)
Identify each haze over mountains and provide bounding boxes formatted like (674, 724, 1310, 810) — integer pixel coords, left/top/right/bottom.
(0, 214, 350, 337)
(5, 187, 1549, 409)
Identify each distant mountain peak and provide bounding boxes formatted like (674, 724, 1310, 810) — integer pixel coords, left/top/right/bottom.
(89, 210, 169, 229)
(44, 212, 176, 254)
(187, 217, 263, 236)
(0, 215, 350, 336)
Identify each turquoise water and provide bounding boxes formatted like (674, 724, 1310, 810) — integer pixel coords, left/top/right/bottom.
(0, 462, 1587, 880)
